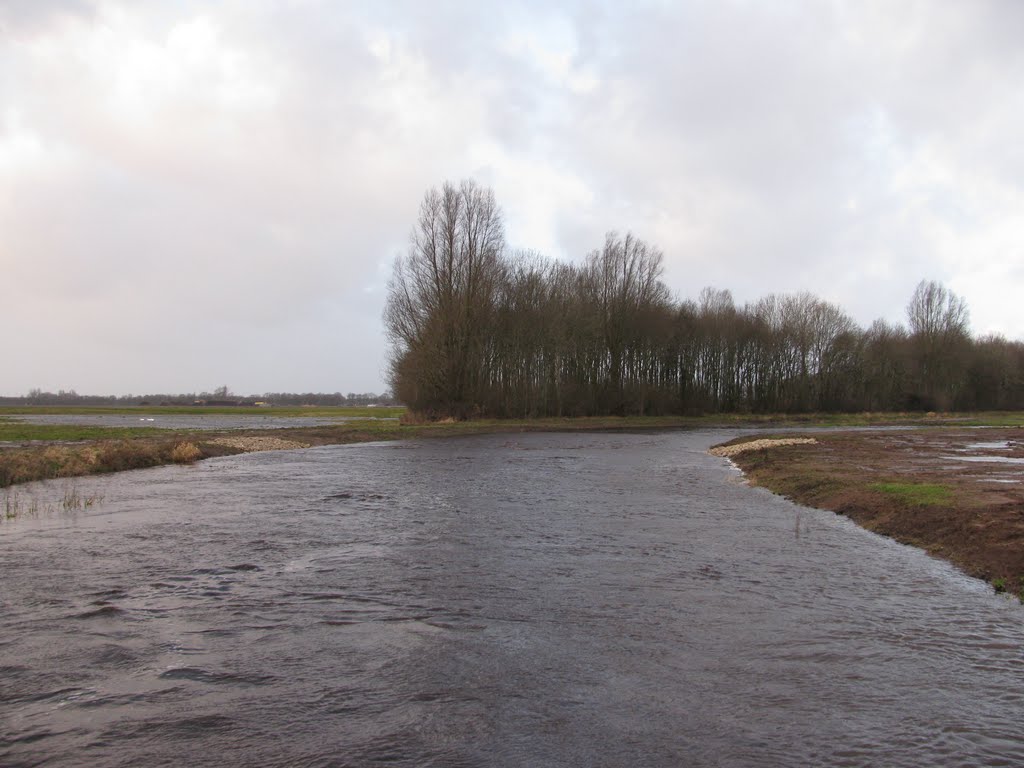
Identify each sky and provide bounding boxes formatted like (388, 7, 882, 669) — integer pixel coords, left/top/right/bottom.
(2, 0, 1022, 396)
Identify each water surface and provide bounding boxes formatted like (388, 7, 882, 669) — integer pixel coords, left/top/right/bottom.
(2, 431, 1022, 767)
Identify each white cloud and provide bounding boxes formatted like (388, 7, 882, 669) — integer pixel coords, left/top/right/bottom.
(1, 0, 1022, 394)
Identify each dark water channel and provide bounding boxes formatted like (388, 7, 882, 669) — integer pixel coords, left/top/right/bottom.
(2, 431, 1023, 767)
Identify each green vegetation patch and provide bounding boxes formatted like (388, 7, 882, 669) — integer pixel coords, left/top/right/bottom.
(868, 481, 952, 506)
(0, 405, 406, 419)
(0, 423, 171, 442)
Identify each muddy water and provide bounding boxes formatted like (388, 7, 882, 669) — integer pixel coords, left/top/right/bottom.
(2, 431, 1023, 767)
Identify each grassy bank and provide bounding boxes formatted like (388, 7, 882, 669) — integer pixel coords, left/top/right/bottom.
(715, 428, 1024, 596)
(0, 437, 250, 489)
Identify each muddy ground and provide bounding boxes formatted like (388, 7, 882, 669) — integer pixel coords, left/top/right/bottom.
(725, 428, 1024, 591)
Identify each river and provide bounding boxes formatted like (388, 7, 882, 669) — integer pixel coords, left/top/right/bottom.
(2, 430, 1022, 767)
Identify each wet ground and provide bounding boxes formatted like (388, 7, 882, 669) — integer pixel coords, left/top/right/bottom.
(730, 428, 1024, 584)
(7, 413, 396, 431)
(2, 431, 1023, 766)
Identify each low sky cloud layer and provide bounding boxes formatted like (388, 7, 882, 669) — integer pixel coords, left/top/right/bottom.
(3, 0, 1021, 395)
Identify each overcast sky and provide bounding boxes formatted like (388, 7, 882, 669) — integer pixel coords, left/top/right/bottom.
(2, 1, 1021, 396)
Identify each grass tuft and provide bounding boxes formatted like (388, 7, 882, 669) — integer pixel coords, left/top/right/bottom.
(170, 442, 203, 463)
(868, 481, 952, 507)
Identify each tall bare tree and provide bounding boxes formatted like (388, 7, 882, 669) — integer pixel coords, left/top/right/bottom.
(386, 180, 1017, 418)
(384, 179, 505, 415)
(906, 280, 970, 409)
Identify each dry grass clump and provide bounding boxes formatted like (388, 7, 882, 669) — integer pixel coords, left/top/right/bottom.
(0, 445, 92, 488)
(0, 432, 315, 488)
(170, 441, 204, 463)
(0, 439, 207, 488)
(709, 437, 818, 458)
(93, 440, 165, 472)
(399, 411, 429, 425)
(398, 411, 464, 425)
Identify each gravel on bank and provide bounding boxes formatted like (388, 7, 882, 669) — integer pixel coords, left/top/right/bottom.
(208, 436, 310, 452)
(709, 437, 818, 457)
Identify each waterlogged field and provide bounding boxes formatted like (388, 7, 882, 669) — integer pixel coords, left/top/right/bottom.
(723, 427, 1024, 590)
(0, 406, 404, 442)
(0, 405, 407, 418)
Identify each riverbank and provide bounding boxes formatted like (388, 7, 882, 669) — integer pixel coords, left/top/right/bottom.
(717, 428, 1024, 594)
(2, 410, 1022, 492)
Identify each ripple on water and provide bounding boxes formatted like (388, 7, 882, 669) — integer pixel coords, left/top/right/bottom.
(1, 430, 1023, 767)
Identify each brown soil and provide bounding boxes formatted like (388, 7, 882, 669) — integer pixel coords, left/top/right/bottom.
(721, 428, 1024, 590)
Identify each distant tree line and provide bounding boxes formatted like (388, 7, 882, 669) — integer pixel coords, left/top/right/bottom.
(385, 179, 1023, 418)
(0, 389, 396, 407)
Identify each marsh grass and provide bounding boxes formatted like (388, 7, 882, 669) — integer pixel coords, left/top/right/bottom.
(3, 490, 18, 519)
(0, 439, 219, 488)
(868, 481, 953, 506)
(169, 442, 203, 463)
(1, 484, 98, 521)
(60, 482, 102, 511)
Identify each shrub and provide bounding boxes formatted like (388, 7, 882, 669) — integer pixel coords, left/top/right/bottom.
(169, 442, 203, 463)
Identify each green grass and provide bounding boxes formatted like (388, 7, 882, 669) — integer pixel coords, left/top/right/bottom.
(0, 423, 173, 442)
(0, 405, 405, 419)
(868, 481, 953, 506)
(952, 413, 1024, 427)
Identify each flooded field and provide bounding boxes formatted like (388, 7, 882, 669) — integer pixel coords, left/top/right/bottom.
(6, 412, 396, 431)
(2, 431, 1023, 767)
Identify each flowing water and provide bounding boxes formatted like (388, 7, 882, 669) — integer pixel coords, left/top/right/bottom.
(2, 431, 1023, 767)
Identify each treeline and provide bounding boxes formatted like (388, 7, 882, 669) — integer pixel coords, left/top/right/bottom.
(385, 179, 1024, 417)
(0, 389, 395, 407)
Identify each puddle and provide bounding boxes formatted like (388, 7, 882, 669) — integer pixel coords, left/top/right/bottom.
(963, 441, 1012, 451)
(942, 455, 1024, 465)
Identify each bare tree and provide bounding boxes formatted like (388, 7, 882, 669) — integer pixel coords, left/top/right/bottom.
(384, 179, 505, 415)
(586, 232, 670, 413)
(906, 280, 970, 409)
(907, 280, 969, 339)
(384, 180, 1016, 418)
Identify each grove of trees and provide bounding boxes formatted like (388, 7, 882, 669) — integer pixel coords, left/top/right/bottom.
(385, 180, 1024, 418)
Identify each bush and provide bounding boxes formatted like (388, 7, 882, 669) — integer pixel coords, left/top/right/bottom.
(170, 442, 203, 463)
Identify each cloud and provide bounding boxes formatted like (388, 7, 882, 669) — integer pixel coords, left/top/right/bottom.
(1, 0, 1022, 395)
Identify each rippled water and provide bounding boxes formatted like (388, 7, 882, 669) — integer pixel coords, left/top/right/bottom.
(2, 431, 1023, 767)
